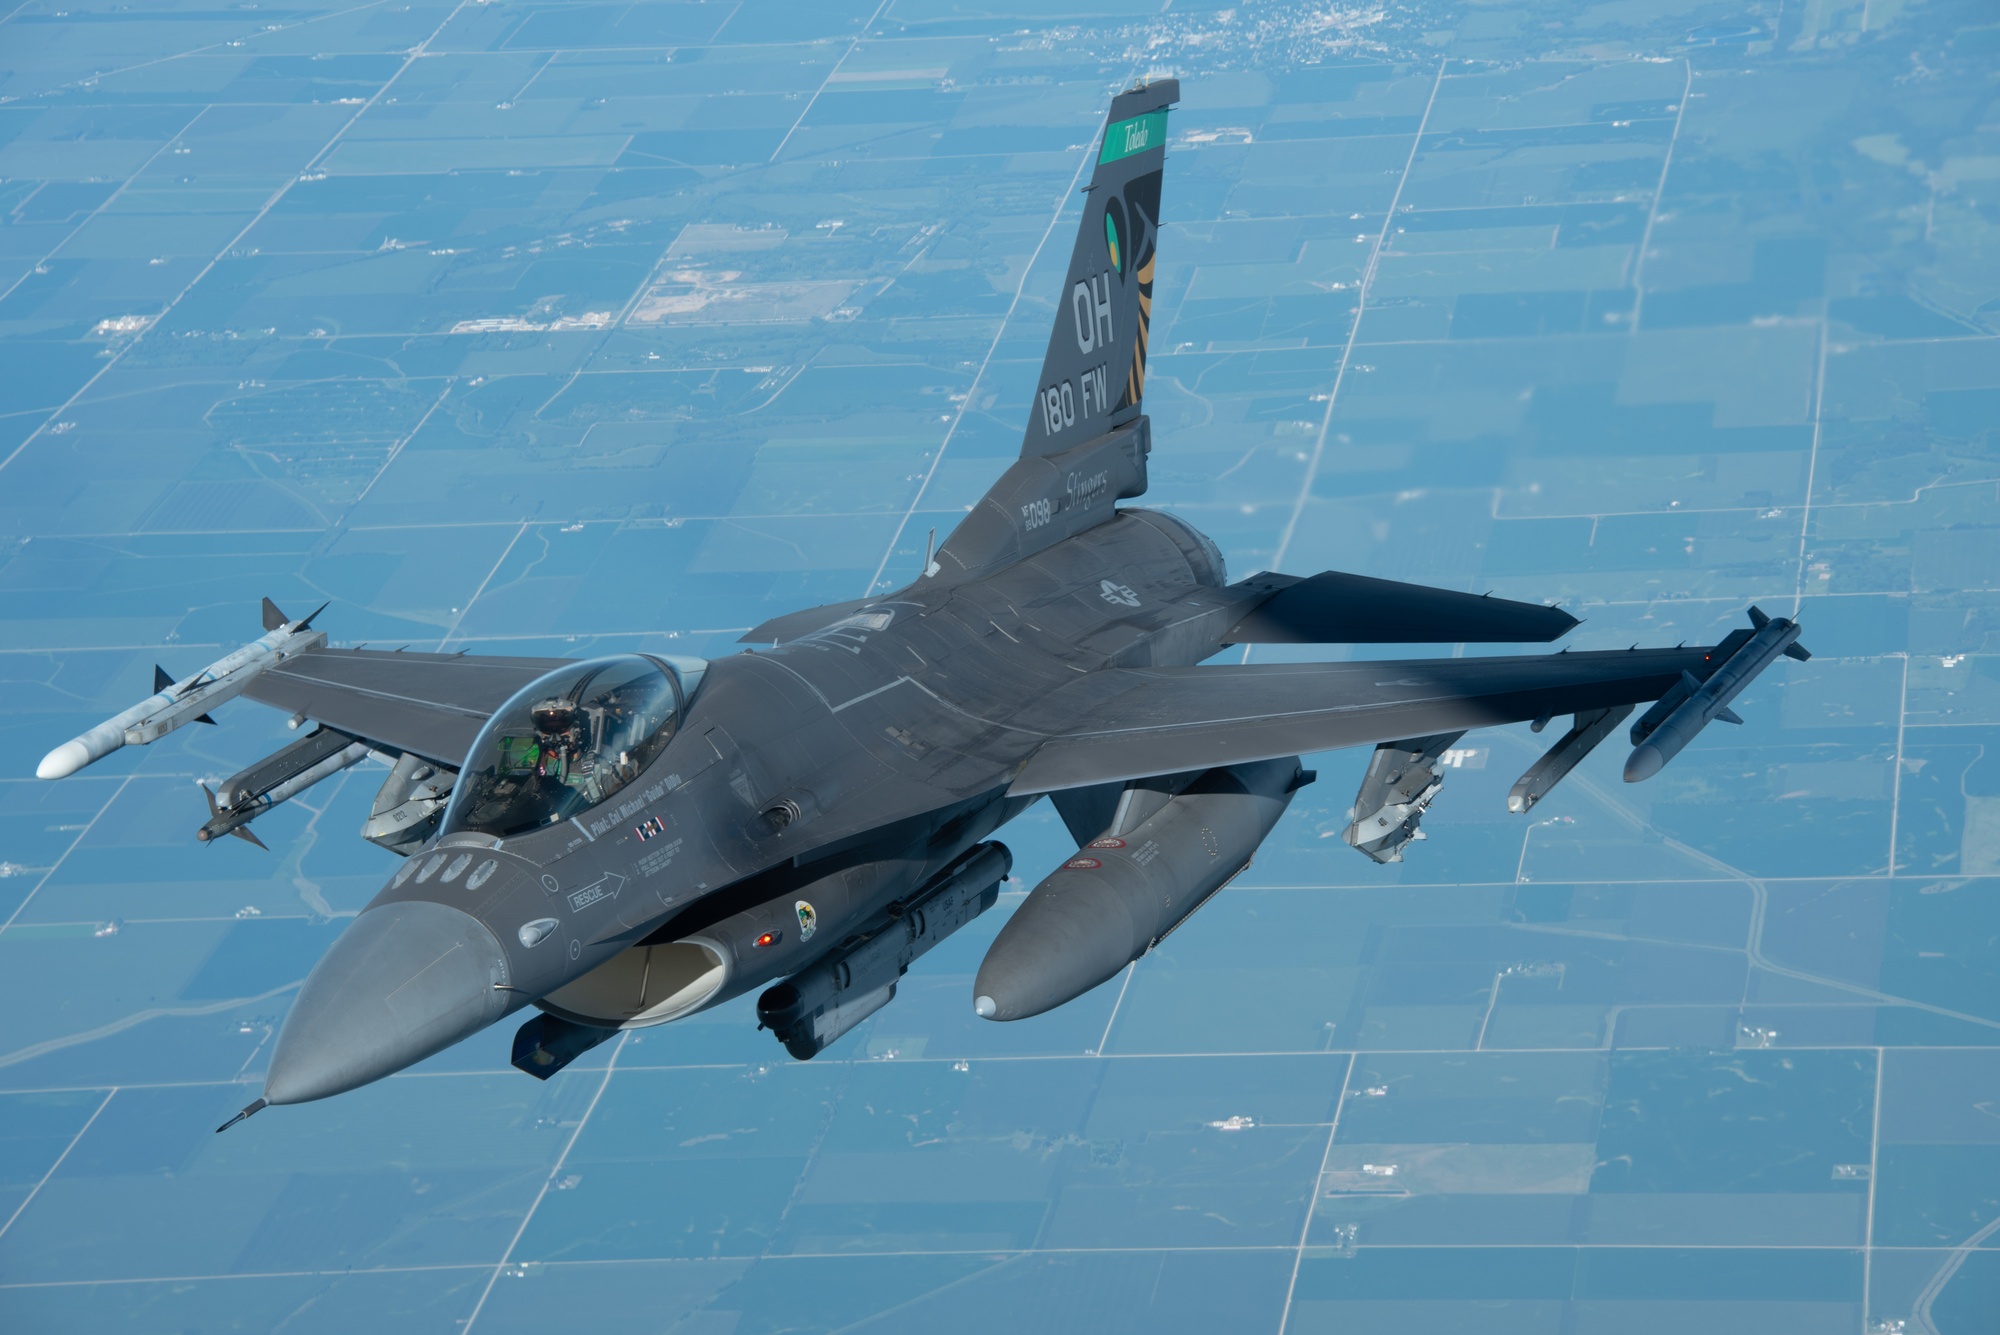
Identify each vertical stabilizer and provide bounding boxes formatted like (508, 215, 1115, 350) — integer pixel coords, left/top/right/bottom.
(1020, 79, 1177, 459)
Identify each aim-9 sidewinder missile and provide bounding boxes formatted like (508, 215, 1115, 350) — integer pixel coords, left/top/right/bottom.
(36, 598, 328, 780)
(1623, 606, 1810, 783)
(198, 728, 372, 848)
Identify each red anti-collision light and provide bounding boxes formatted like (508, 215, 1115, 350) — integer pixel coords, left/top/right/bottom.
(754, 932, 778, 948)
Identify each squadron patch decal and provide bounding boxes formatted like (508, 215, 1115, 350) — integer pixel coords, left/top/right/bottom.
(795, 900, 818, 942)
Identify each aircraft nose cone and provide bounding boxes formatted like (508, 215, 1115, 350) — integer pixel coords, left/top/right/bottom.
(263, 899, 512, 1106)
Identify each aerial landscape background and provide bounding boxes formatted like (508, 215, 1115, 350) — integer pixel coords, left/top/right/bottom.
(3, 0, 1999, 1330)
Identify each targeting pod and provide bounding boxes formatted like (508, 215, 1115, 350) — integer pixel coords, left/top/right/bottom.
(1624, 606, 1809, 783)
(758, 842, 1011, 1059)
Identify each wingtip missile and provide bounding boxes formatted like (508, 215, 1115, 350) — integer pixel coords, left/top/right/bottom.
(39, 600, 329, 781)
(37, 737, 100, 780)
(1624, 608, 1807, 782)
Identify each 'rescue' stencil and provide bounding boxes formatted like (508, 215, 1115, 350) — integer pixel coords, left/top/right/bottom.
(567, 873, 626, 913)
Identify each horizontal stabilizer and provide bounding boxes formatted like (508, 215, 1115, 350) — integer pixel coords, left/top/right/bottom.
(1224, 571, 1579, 645)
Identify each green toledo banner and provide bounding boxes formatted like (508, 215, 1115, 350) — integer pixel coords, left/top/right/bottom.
(1099, 110, 1168, 165)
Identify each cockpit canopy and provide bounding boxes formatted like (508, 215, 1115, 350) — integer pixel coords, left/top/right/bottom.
(440, 655, 697, 840)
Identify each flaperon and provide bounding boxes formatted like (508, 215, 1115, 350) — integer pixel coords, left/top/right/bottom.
(36, 80, 1805, 1128)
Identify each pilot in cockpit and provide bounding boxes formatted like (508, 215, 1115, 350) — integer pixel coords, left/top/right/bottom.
(529, 696, 585, 784)
(491, 697, 595, 815)
(528, 692, 641, 807)
(444, 655, 686, 840)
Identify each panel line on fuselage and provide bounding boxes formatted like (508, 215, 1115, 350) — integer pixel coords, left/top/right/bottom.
(830, 675, 915, 714)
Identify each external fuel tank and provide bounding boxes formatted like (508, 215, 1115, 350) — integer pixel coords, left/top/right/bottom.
(973, 756, 1311, 1021)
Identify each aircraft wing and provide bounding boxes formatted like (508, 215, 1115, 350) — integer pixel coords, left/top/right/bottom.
(241, 648, 572, 766)
(1004, 645, 1723, 794)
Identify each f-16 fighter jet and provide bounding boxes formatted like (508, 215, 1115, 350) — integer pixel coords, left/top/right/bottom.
(38, 80, 1807, 1128)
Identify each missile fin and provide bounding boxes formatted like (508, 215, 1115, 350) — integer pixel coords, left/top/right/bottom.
(1784, 642, 1811, 662)
(1716, 706, 1744, 725)
(194, 713, 216, 726)
(1747, 604, 1771, 630)
(154, 664, 175, 693)
(230, 825, 268, 851)
(296, 600, 331, 631)
(261, 597, 288, 632)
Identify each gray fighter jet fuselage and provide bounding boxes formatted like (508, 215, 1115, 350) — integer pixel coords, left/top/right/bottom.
(36, 80, 1807, 1127)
